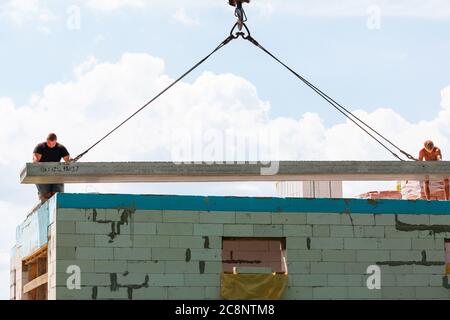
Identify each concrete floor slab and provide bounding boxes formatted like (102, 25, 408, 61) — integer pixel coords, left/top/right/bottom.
(20, 161, 450, 184)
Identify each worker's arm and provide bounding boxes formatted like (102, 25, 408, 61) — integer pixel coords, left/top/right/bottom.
(437, 149, 443, 161)
(60, 144, 72, 163)
(418, 149, 424, 161)
(33, 153, 42, 163)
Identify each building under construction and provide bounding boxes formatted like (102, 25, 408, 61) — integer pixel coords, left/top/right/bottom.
(10, 1, 450, 301)
(10, 161, 450, 300)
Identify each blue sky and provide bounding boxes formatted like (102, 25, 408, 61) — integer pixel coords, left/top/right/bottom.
(2, 1, 450, 125)
(1, 0, 450, 300)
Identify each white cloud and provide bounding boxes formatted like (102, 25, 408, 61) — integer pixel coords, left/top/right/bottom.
(1, 53, 450, 299)
(0, 253, 12, 300)
(36, 25, 51, 34)
(0, 200, 30, 300)
(83, 0, 450, 19)
(171, 8, 200, 27)
(3, 0, 449, 25)
(251, 0, 450, 19)
(0, 0, 57, 27)
(74, 55, 98, 78)
(85, 0, 145, 12)
(93, 34, 106, 45)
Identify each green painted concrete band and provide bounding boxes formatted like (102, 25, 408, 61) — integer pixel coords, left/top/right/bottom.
(56, 193, 450, 215)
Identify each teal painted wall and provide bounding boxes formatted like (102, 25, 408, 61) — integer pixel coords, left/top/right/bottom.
(56, 193, 450, 215)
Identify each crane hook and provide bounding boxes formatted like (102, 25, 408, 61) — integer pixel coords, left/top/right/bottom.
(229, 0, 250, 31)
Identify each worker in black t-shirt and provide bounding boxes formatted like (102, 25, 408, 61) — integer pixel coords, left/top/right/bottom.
(33, 133, 73, 203)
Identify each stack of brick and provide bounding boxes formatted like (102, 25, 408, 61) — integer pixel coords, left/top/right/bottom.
(401, 181, 446, 201)
(359, 181, 446, 201)
(358, 191, 402, 200)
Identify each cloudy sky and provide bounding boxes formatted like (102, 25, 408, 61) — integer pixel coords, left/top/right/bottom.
(1, 0, 450, 299)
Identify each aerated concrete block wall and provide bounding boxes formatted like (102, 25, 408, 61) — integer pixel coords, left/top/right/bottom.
(11, 194, 450, 299)
(15, 193, 450, 300)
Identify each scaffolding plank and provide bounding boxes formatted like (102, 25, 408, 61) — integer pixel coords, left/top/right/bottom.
(22, 244, 48, 266)
(23, 273, 48, 294)
(20, 161, 450, 184)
